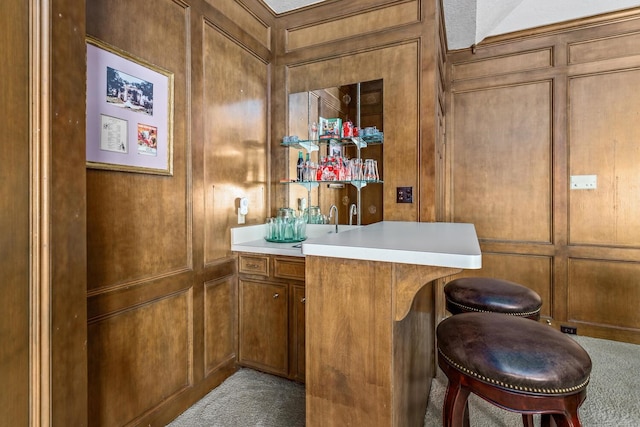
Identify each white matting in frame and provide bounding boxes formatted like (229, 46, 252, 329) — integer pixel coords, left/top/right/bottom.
(86, 36, 174, 175)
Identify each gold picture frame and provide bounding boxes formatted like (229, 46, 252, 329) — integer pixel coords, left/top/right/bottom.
(86, 36, 174, 175)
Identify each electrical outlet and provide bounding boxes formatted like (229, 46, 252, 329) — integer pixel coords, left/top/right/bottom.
(570, 175, 597, 190)
(560, 325, 577, 334)
(396, 187, 413, 203)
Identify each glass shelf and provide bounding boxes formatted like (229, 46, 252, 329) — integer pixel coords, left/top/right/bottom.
(281, 132, 383, 152)
(280, 179, 383, 190)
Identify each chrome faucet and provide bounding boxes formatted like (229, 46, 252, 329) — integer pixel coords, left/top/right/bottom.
(328, 204, 339, 233)
(349, 203, 357, 226)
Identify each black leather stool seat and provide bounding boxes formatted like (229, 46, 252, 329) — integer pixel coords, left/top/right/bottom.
(445, 277, 542, 320)
(437, 312, 592, 426)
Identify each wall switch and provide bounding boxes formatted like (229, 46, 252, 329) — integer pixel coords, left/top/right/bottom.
(396, 187, 413, 203)
(570, 175, 597, 190)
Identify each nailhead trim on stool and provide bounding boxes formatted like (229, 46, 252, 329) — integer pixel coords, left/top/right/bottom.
(437, 312, 592, 427)
(445, 277, 542, 320)
(438, 351, 590, 394)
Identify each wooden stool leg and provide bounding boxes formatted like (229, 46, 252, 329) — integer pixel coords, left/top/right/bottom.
(443, 379, 471, 427)
(540, 413, 553, 427)
(552, 411, 582, 427)
(522, 414, 534, 427)
(463, 402, 470, 427)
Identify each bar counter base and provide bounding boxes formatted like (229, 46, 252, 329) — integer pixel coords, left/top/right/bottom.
(305, 256, 461, 427)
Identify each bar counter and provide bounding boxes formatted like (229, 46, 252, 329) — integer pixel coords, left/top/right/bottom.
(301, 221, 481, 427)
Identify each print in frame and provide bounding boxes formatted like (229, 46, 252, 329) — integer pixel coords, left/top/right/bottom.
(86, 36, 174, 175)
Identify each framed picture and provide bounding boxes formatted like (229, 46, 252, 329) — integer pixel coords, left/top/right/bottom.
(86, 36, 174, 175)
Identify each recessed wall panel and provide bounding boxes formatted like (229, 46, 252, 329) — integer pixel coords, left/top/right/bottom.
(88, 291, 192, 426)
(569, 69, 640, 247)
(205, 0, 271, 49)
(204, 277, 236, 374)
(568, 259, 640, 330)
(452, 49, 552, 82)
(203, 24, 268, 263)
(569, 31, 640, 64)
(452, 81, 553, 243)
(287, 1, 419, 51)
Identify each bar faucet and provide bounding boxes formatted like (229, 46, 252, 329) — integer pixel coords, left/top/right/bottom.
(328, 204, 339, 233)
(349, 203, 357, 225)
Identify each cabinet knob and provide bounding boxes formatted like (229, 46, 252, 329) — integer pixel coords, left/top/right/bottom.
(301, 297, 306, 304)
(273, 293, 280, 299)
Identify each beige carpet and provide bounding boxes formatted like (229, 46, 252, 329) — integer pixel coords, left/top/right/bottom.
(167, 335, 640, 426)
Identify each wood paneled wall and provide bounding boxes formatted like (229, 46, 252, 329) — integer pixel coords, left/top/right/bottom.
(271, 0, 445, 223)
(4, 0, 88, 424)
(23, 1, 640, 426)
(2, 0, 32, 424)
(84, 0, 446, 424)
(446, 9, 640, 344)
(86, 0, 271, 425)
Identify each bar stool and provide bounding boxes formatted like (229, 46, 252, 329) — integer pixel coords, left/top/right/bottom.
(437, 312, 592, 427)
(445, 277, 542, 320)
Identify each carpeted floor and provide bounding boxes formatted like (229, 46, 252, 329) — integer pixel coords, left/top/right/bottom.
(167, 335, 640, 426)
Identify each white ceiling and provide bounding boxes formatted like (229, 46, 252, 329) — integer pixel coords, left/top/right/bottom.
(262, 0, 640, 50)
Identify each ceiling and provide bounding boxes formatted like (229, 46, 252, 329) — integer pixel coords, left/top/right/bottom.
(262, 0, 640, 50)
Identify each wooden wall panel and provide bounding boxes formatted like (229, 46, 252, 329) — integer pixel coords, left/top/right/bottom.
(49, 0, 90, 424)
(88, 291, 192, 426)
(452, 48, 552, 81)
(86, 0, 191, 291)
(203, 22, 268, 262)
(286, 1, 419, 51)
(568, 259, 640, 331)
(569, 31, 640, 64)
(206, 0, 271, 49)
(448, 9, 640, 344)
(86, 0, 271, 424)
(204, 276, 237, 374)
(451, 81, 552, 243)
(569, 68, 640, 247)
(1, 0, 30, 423)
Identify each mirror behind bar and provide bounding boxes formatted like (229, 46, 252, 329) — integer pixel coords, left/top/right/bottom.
(287, 79, 383, 225)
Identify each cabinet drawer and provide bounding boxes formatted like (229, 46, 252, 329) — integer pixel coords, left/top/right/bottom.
(239, 254, 269, 276)
(273, 257, 305, 281)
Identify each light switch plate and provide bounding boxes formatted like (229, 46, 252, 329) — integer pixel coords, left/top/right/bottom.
(570, 175, 597, 190)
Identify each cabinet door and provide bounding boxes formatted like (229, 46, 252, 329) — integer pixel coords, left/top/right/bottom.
(291, 284, 306, 382)
(238, 279, 288, 376)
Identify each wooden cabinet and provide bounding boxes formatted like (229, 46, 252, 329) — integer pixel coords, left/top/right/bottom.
(237, 253, 306, 381)
(290, 284, 306, 382)
(239, 279, 289, 376)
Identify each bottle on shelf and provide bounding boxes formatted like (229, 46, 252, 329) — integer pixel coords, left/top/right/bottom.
(297, 151, 304, 182)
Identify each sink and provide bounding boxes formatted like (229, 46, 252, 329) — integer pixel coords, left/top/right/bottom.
(305, 224, 361, 239)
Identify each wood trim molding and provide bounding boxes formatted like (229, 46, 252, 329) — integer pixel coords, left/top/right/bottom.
(473, 7, 640, 51)
(30, 0, 52, 424)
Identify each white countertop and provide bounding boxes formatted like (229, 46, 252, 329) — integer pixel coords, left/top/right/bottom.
(231, 224, 361, 257)
(301, 221, 481, 269)
(232, 221, 481, 269)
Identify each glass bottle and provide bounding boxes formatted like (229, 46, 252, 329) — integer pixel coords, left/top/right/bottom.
(297, 151, 304, 181)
